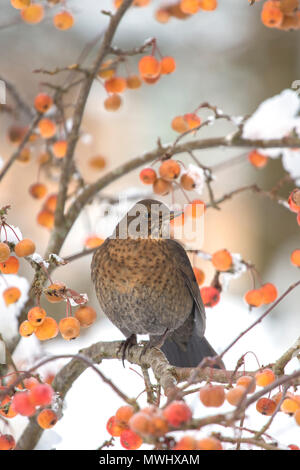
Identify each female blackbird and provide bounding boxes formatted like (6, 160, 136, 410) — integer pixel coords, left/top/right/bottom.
(91, 199, 219, 367)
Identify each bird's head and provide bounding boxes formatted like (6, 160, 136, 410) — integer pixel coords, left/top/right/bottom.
(113, 199, 182, 240)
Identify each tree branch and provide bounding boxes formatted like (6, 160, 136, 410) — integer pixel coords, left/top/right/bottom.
(46, 0, 134, 255)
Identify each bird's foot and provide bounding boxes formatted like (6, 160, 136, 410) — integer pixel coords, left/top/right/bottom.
(118, 334, 137, 367)
(139, 329, 169, 361)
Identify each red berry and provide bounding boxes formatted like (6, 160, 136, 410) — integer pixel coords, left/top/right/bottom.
(120, 429, 143, 450)
(200, 286, 220, 307)
(12, 391, 36, 416)
(0, 434, 16, 450)
(29, 383, 54, 406)
(163, 400, 192, 427)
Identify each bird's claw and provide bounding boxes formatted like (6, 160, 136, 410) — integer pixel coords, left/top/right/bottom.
(119, 334, 137, 367)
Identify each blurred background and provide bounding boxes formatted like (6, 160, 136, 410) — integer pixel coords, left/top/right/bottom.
(0, 0, 299, 449)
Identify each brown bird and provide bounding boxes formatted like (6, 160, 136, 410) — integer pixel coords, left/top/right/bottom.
(91, 199, 220, 367)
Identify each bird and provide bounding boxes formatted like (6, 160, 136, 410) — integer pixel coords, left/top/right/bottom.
(91, 198, 221, 367)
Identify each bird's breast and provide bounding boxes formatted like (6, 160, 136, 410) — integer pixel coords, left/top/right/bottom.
(91, 238, 193, 335)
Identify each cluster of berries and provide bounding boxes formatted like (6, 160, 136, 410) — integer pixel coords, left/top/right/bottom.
(99, 50, 176, 112)
(19, 289, 97, 341)
(0, 376, 58, 450)
(106, 367, 300, 450)
(0, 224, 36, 306)
(11, 0, 74, 30)
(261, 0, 300, 31)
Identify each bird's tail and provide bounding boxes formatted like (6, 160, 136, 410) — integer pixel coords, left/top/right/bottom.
(160, 329, 219, 368)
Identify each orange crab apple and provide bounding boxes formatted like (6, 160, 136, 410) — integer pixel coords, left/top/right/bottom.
(116, 405, 135, 424)
(184, 113, 201, 130)
(52, 140, 67, 158)
(255, 368, 275, 387)
(34, 93, 53, 113)
(180, 173, 196, 190)
(74, 306, 97, 328)
(248, 150, 269, 168)
(236, 375, 256, 393)
(171, 115, 189, 133)
(38, 118, 56, 139)
(260, 283, 278, 304)
(29, 182, 47, 199)
(291, 249, 300, 267)
(163, 401, 192, 427)
(200, 286, 220, 307)
(21, 4, 44, 24)
(3, 286, 21, 305)
(53, 10, 74, 30)
(104, 77, 127, 94)
(140, 168, 157, 185)
(14, 238, 36, 257)
(0, 434, 16, 450)
(128, 411, 151, 435)
(0, 256, 19, 274)
(256, 397, 277, 415)
(160, 56, 176, 74)
(106, 416, 127, 437)
(159, 159, 181, 180)
(244, 289, 264, 307)
(120, 429, 143, 450)
(37, 209, 54, 229)
(211, 249, 233, 272)
(59, 317, 81, 340)
(28, 306, 47, 327)
(44, 194, 57, 212)
(44, 282, 66, 303)
(139, 56, 161, 79)
(29, 383, 54, 407)
(153, 178, 172, 196)
(19, 320, 35, 337)
(35, 317, 59, 341)
(261, 0, 284, 28)
(281, 397, 300, 415)
(199, 384, 226, 407)
(104, 94, 122, 111)
(12, 391, 36, 416)
(37, 409, 58, 429)
(226, 386, 247, 406)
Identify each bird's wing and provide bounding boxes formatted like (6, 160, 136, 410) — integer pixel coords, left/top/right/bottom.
(165, 238, 206, 337)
